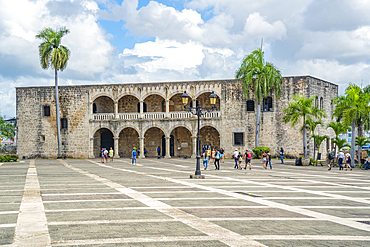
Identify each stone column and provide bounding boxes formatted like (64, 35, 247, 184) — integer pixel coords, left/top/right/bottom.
(139, 137, 145, 159)
(89, 138, 94, 158)
(140, 101, 144, 118)
(192, 136, 197, 158)
(192, 99, 197, 118)
(114, 137, 120, 158)
(114, 101, 118, 119)
(165, 136, 171, 158)
(165, 99, 169, 118)
(89, 102, 93, 120)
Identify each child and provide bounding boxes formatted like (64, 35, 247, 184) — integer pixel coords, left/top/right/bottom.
(238, 152, 243, 170)
(109, 147, 114, 162)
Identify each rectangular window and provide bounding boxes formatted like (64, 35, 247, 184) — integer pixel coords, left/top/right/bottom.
(234, 133, 244, 146)
(43, 106, 50, 117)
(348, 133, 352, 137)
(61, 118, 68, 129)
(246, 100, 254, 112)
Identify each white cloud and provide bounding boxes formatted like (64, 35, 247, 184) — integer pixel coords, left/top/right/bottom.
(243, 12, 286, 40)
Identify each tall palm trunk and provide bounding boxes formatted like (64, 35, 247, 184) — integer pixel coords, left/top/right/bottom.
(303, 124, 307, 158)
(255, 103, 261, 147)
(351, 118, 356, 167)
(358, 123, 363, 167)
(313, 139, 316, 160)
(55, 69, 61, 158)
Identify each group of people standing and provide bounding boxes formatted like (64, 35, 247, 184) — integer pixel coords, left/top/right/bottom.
(202, 146, 225, 170)
(327, 149, 357, 171)
(100, 147, 114, 163)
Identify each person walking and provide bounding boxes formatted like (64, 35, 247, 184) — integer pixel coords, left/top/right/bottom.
(103, 148, 108, 163)
(100, 148, 105, 163)
(233, 149, 239, 169)
(266, 150, 272, 169)
(220, 148, 225, 163)
(131, 148, 137, 165)
(109, 147, 114, 162)
(244, 149, 252, 170)
(337, 149, 345, 170)
(237, 151, 243, 170)
(203, 151, 208, 170)
(261, 150, 268, 169)
(327, 149, 332, 170)
(279, 147, 284, 164)
(157, 146, 161, 159)
(214, 149, 220, 170)
(345, 151, 352, 171)
(207, 147, 212, 161)
(211, 148, 216, 163)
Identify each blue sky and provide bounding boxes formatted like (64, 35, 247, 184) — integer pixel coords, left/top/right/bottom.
(0, 0, 370, 117)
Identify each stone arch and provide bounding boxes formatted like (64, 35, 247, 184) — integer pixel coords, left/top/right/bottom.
(170, 126, 193, 157)
(196, 92, 221, 109)
(91, 93, 114, 102)
(119, 127, 140, 157)
(93, 128, 114, 157)
(200, 126, 220, 150)
(168, 124, 193, 136)
(194, 90, 221, 99)
(142, 124, 168, 138)
(92, 125, 116, 139)
(143, 94, 166, 112)
(117, 125, 141, 137)
(141, 92, 166, 101)
(118, 95, 140, 113)
(93, 96, 114, 113)
(117, 92, 140, 102)
(144, 127, 166, 157)
(168, 93, 192, 112)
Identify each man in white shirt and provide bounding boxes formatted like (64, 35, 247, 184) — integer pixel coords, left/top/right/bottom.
(337, 149, 345, 170)
(233, 149, 239, 169)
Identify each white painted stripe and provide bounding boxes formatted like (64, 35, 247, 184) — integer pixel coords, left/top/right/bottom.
(13, 160, 51, 247)
(45, 207, 150, 212)
(60, 160, 266, 247)
(202, 217, 317, 221)
(41, 192, 121, 196)
(0, 211, 18, 215)
(0, 223, 16, 228)
(155, 197, 236, 200)
(249, 235, 370, 240)
(48, 218, 178, 225)
(42, 198, 135, 203)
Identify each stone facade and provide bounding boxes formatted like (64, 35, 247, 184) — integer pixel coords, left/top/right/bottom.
(16, 76, 338, 159)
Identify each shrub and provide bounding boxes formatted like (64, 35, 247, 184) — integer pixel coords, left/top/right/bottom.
(0, 154, 18, 162)
(252, 147, 270, 158)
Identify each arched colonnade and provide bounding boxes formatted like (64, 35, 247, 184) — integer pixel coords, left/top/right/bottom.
(92, 125, 221, 159)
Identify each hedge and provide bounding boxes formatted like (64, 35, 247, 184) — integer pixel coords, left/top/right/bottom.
(252, 147, 270, 158)
(0, 154, 18, 162)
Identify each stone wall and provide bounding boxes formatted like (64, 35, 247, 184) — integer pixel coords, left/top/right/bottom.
(94, 96, 114, 113)
(144, 94, 165, 112)
(118, 95, 139, 113)
(171, 127, 192, 157)
(144, 127, 165, 157)
(119, 127, 139, 157)
(200, 126, 220, 150)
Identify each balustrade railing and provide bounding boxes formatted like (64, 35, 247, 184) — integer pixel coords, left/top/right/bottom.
(92, 111, 220, 121)
(169, 112, 193, 119)
(117, 113, 139, 120)
(203, 111, 220, 118)
(93, 113, 115, 120)
(143, 112, 166, 120)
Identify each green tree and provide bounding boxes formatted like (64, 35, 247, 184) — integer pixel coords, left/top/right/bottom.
(355, 137, 370, 164)
(333, 84, 370, 167)
(305, 120, 322, 159)
(327, 121, 348, 153)
(332, 138, 350, 151)
(0, 117, 16, 153)
(36, 27, 70, 158)
(312, 134, 329, 160)
(283, 94, 327, 158)
(236, 44, 282, 147)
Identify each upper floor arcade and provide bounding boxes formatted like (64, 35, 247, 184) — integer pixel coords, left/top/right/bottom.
(89, 80, 224, 121)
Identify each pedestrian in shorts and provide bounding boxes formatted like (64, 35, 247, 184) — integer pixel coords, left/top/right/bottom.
(244, 149, 252, 170)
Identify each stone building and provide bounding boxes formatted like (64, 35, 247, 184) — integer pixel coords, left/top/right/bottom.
(16, 76, 338, 159)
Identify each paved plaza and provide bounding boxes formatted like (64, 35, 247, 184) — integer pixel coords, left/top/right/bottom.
(1, 158, 370, 246)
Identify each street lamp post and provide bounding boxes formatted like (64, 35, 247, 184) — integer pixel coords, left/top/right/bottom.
(181, 91, 218, 179)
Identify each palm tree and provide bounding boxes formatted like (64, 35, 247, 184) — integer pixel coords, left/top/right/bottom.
(0, 117, 15, 141)
(305, 120, 322, 159)
(312, 134, 329, 160)
(333, 84, 370, 167)
(332, 138, 350, 152)
(36, 27, 71, 158)
(327, 121, 348, 153)
(235, 44, 282, 147)
(355, 137, 370, 165)
(283, 94, 327, 158)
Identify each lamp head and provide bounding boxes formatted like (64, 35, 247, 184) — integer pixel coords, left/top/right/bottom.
(209, 91, 217, 106)
(181, 91, 190, 105)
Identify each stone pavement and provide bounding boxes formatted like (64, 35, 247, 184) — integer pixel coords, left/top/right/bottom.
(1, 158, 370, 247)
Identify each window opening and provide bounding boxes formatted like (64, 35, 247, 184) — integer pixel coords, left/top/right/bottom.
(43, 106, 50, 117)
(234, 133, 244, 145)
(246, 100, 255, 112)
(61, 118, 68, 129)
(263, 97, 273, 111)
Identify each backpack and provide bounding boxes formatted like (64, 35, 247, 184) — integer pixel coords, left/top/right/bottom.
(247, 152, 252, 159)
(328, 153, 334, 160)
